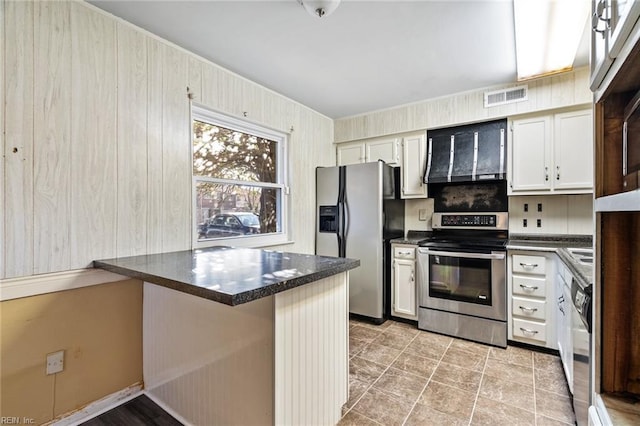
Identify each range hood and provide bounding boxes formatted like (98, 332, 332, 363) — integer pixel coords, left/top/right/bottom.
(423, 118, 507, 183)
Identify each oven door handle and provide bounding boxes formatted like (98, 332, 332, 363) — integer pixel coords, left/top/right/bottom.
(418, 248, 505, 260)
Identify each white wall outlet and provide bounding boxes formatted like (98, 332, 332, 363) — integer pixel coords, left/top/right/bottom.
(46, 350, 64, 375)
(418, 209, 428, 221)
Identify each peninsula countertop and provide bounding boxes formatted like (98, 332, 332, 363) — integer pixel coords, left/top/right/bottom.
(94, 246, 360, 306)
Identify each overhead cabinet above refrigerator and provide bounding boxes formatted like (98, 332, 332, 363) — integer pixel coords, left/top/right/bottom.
(423, 118, 507, 183)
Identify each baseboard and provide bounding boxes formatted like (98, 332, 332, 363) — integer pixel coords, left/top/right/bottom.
(144, 391, 194, 426)
(45, 383, 143, 426)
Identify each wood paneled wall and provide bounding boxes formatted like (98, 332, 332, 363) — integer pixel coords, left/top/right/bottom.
(334, 68, 592, 143)
(1, 0, 334, 279)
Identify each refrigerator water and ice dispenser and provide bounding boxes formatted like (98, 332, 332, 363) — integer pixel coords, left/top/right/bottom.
(318, 205, 338, 233)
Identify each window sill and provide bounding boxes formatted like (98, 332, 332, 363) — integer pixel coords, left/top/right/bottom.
(193, 234, 294, 250)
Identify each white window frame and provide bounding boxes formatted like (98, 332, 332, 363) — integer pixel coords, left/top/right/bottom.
(192, 104, 290, 249)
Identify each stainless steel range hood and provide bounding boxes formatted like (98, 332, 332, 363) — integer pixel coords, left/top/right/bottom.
(423, 119, 507, 183)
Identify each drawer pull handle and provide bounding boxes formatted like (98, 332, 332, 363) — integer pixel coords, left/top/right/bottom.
(519, 284, 539, 291)
(519, 327, 539, 336)
(519, 306, 538, 314)
(519, 262, 539, 268)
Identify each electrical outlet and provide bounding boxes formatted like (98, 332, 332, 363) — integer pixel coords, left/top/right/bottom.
(537, 203, 542, 212)
(46, 350, 64, 375)
(524, 203, 528, 212)
(537, 219, 542, 228)
(523, 219, 527, 227)
(418, 209, 428, 221)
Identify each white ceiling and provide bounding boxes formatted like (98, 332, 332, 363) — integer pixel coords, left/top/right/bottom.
(89, 0, 590, 119)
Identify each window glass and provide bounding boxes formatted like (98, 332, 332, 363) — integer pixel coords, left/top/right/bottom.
(192, 107, 287, 245)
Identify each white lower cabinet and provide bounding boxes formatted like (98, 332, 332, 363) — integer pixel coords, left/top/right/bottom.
(391, 244, 417, 320)
(508, 250, 557, 349)
(556, 256, 573, 394)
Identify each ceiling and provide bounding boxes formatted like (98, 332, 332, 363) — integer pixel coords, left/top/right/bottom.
(89, 0, 590, 119)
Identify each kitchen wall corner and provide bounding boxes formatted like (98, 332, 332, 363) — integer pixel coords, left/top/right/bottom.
(405, 198, 435, 233)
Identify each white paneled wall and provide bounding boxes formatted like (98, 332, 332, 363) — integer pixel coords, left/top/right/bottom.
(143, 283, 275, 425)
(1, 0, 334, 279)
(116, 23, 148, 257)
(0, 0, 4, 277)
(143, 272, 349, 425)
(334, 67, 592, 143)
(70, 3, 118, 269)
(274, 272, 349, 426)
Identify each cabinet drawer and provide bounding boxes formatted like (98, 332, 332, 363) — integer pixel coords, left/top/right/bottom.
(512, 254, 546, 275)
(513, 318, 547, 343)
(394, 246, 415, 259)
(512, 276, 546, 298)
(512, 296, 546, 321)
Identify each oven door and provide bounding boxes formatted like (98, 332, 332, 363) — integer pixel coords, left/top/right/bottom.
(417, 248, 506, 321)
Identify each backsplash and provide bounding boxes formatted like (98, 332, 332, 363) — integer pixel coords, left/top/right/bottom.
(508, 194, 593, 235)
(405, 198, 435, 232)
(404, 195, 592, 236)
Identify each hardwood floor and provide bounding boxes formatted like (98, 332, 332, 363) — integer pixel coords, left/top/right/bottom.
(80, 395, 182, 426)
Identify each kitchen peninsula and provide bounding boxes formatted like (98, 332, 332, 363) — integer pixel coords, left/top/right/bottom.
(95, 246, 359, 425)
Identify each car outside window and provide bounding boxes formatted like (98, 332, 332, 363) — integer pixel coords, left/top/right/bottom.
(192, 106, 289, 247)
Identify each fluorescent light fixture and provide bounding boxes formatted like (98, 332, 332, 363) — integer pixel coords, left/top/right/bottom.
(513, 0, 590, 80)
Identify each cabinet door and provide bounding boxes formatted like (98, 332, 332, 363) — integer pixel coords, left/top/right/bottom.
(337, 143, 365, 165)
(510, 116, 552, 193)
(553, 110, 594, 191)
(401, 133, 428, 198)
(366, 138, 400, 165)
(393, 258, 416, 318)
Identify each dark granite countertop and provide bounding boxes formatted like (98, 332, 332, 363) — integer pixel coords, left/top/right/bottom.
(507, 234, 594, 288)
(507, 234, 592, 251)
(94, 246, 360, 306)
(390, 230, 433, 245)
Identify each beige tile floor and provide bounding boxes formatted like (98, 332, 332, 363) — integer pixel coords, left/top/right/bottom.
(339, 318, 576, 426)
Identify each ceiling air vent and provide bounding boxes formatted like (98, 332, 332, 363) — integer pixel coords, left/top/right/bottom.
(484, 85, 528, 108)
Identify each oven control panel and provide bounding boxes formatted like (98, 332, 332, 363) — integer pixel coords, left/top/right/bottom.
(432, 212, 509, 230)
(441, 215, 496, 227)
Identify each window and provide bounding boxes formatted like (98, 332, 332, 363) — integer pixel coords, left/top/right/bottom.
(192, 106, 288, 247)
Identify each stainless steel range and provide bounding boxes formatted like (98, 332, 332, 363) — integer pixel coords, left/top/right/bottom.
(417, 182, 509, 347)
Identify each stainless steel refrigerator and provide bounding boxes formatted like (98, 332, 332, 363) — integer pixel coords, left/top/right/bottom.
(316, 161, 404, 323)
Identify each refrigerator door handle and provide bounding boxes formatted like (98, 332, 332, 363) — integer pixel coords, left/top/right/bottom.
(338, 166, 347, 257)
(343, 197, 349, 251)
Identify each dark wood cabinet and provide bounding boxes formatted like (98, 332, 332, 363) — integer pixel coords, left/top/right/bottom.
(593, 22, 640, 415)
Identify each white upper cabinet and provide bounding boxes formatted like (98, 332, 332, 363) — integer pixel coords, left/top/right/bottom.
(367, 138, 400, 165)
(336, 143, 365, 165)
(336, 137, 400, 166)
(401, 132, 428, 198)
(553, 110, 594, 191)
(509, 109, 593, 195)
(510, 116, 553, 193)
